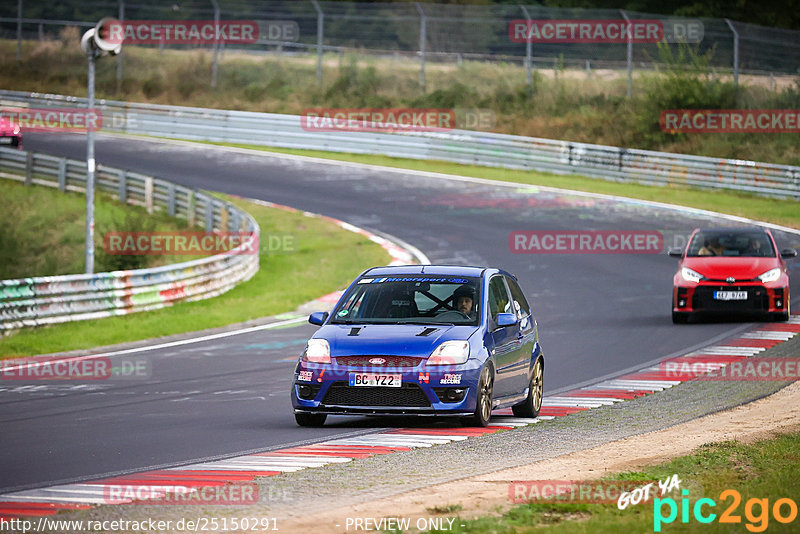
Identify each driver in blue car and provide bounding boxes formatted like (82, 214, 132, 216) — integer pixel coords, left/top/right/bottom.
(453, 284, 477, 319)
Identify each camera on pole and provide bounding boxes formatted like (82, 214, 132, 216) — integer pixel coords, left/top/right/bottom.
(81, 17, 122, 56)
(81, 17, 122, 274)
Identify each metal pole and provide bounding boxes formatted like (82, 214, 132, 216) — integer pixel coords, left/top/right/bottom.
(724, 19, 739, 88)
(620, 10, 632, 98)
(210, 0, 220, 88)
(312, 0, 323, 86)
(16, 0, 22, 61)
(520, 5, 532, 91)
(116, 0, 124, 90)
(86, 51, 97, 274)
(416, 2, 426, 91)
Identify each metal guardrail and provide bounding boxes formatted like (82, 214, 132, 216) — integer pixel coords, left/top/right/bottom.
(0, 145, 259, 333)
(2, 90, 797, 201)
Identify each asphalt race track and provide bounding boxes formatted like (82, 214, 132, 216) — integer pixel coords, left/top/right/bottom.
(2, 132, 798, 492)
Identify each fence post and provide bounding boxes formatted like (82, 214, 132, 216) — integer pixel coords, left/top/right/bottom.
(312, 0, 324, 86)
(416, 2, 426, 91)
(16, 0, 22, 62)
(58, 158, 66, 192)
(724, 19, 739, 89)
(519, 5, 533, 93)
(118, 169, 127, 202)
(210, 0, 220, 88)
(24, 151, 32, 185)
(620, 10, 632, 98)
(116, 0, 125, 91)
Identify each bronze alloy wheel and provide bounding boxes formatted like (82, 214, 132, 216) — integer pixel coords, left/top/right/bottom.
(513, 357, 543, 418)
(467, 365, 493, 427)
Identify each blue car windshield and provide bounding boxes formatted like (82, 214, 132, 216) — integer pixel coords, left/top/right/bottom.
(331, 276, 481, 326)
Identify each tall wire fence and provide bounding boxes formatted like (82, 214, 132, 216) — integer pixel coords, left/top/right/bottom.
(1, 1, 799, 91)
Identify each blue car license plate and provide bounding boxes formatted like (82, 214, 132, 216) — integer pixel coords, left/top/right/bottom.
(348, 373, 402, 387)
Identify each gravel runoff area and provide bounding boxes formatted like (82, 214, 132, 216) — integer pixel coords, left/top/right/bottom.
(55, 331, 800, 533)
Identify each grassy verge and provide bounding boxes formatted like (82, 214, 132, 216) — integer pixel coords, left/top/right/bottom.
(210, 142, 800, 230)
(0, 193, 391, 358)
(2, 34, 799, 165)
(434, 431, 800, 533)
(0, 178, 194, 279)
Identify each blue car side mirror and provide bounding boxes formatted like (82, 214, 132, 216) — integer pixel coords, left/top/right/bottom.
(308, 311, 329, 326)
(496, 313, 517, 327)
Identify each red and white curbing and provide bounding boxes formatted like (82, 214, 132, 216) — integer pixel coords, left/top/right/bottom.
(1, 315, 797, 520)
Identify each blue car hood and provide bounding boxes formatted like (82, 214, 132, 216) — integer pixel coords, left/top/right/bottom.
(315, 324, 478, 358)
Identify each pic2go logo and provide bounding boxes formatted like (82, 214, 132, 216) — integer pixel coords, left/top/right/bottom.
(654, 489, 798, 532)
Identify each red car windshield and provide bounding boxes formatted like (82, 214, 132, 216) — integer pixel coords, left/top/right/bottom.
(687, 230, 775, 258)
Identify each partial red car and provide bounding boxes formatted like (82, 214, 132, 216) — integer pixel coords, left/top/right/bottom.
(0, 116, 22, 148)
(670, 227, 796, 323)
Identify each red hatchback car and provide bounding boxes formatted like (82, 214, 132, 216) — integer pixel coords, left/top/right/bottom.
(670, 227, 796, 323)
(0, 116, 22, 148)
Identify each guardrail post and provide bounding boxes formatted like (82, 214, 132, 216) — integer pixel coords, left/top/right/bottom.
(220, 204, 229, 231)
(416, 2, 426, 92)
(144, 176, 153, 214)
(24, 151, 32, 185)
(205, 199, 215, 232)
(232, 211, 241, 233)
(167, 182, 176, 216)
(187, 190, 196, 226)
(118, 170, 127, 203)
(57, 158, 66, 191)
(567, 143, 573, 166)
(312, 0, 324, 86)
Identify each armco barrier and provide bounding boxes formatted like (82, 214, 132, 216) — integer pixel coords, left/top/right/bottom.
(1, 90, 798, 200)
(0, 146, 259, 333)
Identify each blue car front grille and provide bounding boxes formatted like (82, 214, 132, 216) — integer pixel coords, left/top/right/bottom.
(335, 356, 423, 368)
(321, 381, 431, 407)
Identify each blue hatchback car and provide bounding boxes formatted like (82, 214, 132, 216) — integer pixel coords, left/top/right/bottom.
(291, 265, 544, 427)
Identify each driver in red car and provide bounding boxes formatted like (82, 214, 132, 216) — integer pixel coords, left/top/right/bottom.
(699, 237, 725, 256)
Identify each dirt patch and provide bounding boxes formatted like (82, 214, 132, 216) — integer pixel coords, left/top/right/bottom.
(278, 381, 800, 532)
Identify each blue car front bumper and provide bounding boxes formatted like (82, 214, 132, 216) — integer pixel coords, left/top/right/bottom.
(291, 359, 483, 416)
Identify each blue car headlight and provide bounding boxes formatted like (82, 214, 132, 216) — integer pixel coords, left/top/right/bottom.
(427, 340, 469, 366)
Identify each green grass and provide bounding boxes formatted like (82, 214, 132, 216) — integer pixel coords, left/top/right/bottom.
(0, 178, 194, 279)
(0, 193, 391, 358)
(2, 33, 799, 165)
(431, 431, 800, 533)
(209, 142, 800, 230)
